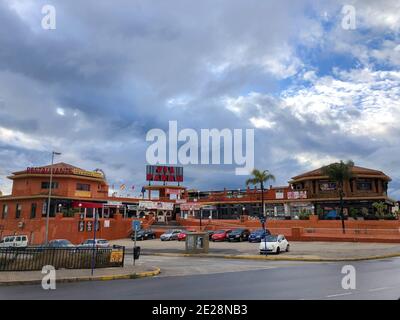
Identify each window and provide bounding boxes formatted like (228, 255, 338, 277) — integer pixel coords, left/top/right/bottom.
(30, 203, 37, 219)
(1, 204, 8, 219)
(319, 181, 337, 191)
(16, 204, 22, 219)
(76, 183, 91, 191)
(357, 179, 372, 191)
(41, 181, 59, 189)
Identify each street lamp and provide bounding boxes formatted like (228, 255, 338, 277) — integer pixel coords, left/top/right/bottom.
(44, 151, 61, 245)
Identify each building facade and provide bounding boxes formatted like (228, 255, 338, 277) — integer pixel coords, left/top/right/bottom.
(289, 165, 393, 218)
(0, 162, 396, 243)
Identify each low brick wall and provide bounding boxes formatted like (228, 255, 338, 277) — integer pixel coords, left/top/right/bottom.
(177, 216, 400, 243)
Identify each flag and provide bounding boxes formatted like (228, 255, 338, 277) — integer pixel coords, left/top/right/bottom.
(120, 184, 126, 191)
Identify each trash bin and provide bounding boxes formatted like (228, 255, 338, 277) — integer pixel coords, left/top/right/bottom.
(133, 246, 141, 260)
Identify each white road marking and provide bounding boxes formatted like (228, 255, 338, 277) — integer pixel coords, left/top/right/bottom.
(326, 292, 353, 298)
(368, 287, 392, 292)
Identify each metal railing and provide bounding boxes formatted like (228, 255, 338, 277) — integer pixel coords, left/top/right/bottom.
(0, 245, 125, 271)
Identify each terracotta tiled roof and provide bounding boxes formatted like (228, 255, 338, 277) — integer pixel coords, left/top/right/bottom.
(291, 165, 391, 181)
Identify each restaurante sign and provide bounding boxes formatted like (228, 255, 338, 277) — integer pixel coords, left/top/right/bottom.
(26, 167, 104, 178)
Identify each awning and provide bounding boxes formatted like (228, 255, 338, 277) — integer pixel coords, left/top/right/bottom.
(72, 201, 105, 209)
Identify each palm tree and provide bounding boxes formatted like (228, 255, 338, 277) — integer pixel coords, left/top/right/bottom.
(321, 160, 354, 234)
(246, 169, 276, 220)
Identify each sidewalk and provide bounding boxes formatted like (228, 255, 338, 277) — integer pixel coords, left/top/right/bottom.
(0, 265, 160, 286)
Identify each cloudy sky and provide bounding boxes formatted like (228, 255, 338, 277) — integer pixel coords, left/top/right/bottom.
(0, 0, 399, 198)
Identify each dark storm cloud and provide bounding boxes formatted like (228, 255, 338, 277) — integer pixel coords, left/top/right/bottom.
(0, 0, 399, 197)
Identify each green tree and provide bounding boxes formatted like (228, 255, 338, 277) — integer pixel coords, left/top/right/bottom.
(321, 160, 354, 234)
(372, 201, 387, 217)
(246, 169, 276, 220)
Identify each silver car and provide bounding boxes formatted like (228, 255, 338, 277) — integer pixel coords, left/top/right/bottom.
(78, 239, 110, 248)
(160, 230, 181, 241)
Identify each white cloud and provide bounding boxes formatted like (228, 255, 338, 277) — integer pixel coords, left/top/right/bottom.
(249, 117, 276, 129)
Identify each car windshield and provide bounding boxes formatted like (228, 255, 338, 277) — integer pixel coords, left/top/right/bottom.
(253, 229, 266, 234)
(51, 240, 71, 246)
(215, 230, 225, 234)
(265, 236, 278, 242)
(231, 229, 244, 234)
(84, 240, 95, 244)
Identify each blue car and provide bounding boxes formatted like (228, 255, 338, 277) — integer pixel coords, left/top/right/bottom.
(248, 229, 271, 243)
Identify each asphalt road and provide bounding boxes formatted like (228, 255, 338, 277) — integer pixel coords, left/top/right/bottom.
(1, 256, 400, 300)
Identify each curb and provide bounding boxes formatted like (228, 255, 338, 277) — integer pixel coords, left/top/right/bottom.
(142, 252, 400, 262)
(0, 267, 161, 286)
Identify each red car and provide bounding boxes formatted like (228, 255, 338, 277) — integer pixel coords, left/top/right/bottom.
(177, 229, 196, 241)
(211, 229, 232, 242)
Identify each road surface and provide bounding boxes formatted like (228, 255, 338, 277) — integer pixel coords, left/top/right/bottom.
(1, 256, 400, 300)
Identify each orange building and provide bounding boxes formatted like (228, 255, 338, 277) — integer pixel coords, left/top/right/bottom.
(0, 162, 397, 244)
(0, 163, 183, 244)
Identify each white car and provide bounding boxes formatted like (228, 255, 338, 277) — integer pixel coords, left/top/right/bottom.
(259, 235, 289, 254)
(0, 235, 28, 248)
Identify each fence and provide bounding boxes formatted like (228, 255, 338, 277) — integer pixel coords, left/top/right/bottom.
(0, 245, 125, 271)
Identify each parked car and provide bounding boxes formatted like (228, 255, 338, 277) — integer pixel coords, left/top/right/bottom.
(177, 229, 196, 241)
(46, 239, 75, 248)
(177, 231, 188, 241)
(0, 235, 28, 248)
(259, 235, 289, 255)
(206, 230, 215, 239)
(227, 228, 251, 242)
(211, 230, 232, 242)
(248, 229, 271, 243)
(133, 229, 156, 241)
(160, 229, 181, 241)
(78, 239, 110, 248)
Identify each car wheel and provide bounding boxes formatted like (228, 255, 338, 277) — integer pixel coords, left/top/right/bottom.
(152, 235, 156, 239)
(239, 236, 242, 242)
(276, 247, 280, 255)
(286, 244, 290, 252)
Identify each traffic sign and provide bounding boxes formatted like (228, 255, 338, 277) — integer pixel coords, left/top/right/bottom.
(132, 220, 141, 232)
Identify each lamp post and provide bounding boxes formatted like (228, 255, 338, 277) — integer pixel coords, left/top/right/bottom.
(44, 151, 61, 245)
(199, 208, 202, 230)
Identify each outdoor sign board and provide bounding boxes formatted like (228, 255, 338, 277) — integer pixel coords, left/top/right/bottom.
(78, 221, 85, 232)
(86, 221, 93, 232)
(275, 190, 284, 199)
(180, 203, 203, 211)
(146, 165, 183, 182)
(138, 201, 174, 210)
(287, 191, 307, 199)
(110, 250, 124, 263)
(132, 220, 141, 232)
(26, 166, 104, 179)
(165, 188, 182, 195)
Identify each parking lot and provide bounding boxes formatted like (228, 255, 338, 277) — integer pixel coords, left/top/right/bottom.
(110, 238, 400, 260)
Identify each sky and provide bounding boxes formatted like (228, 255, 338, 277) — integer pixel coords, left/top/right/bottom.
(0, 0, 399, 198)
